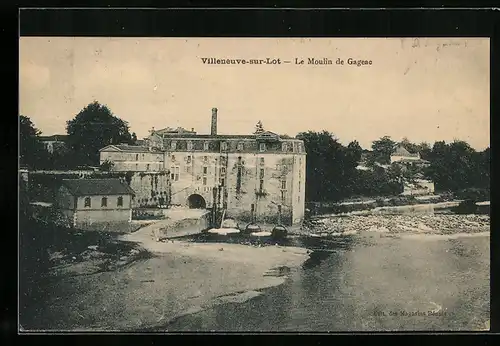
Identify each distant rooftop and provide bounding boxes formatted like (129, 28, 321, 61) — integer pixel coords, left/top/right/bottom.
(153, 127, 197, 136)
(39, 135, 68, 142)
(99, 144, 162, 153)
(392, 145, 420, 157)
(61, 178, 135, 196)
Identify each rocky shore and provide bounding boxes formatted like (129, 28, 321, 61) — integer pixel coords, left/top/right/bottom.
(301, 214, 490, 236)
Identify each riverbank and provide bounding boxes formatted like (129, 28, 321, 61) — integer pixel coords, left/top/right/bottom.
(20, 211, 489, 331)
(20, 223, 310, 331)
(301, 214, 490, 237)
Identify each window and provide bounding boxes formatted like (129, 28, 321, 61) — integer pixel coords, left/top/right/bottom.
(260, 168, 265, 179)
(238, 156, 242, 164)
(220, 178, 225, 187)
(282, 142, 287, 152)
(171, 141, 177, 150)
(220, 156, 226, 164)
(117, 196, 123, 207)
(298, 143, 303, 153)
(187, 166, 192, 174)
(299, 181, 301, 192)
(146, 164, 150, 171)
(237, 142, 244, 151)
(170, 166, 180, 181)
(281, 190, 286, 203)
(203, 156, 208, 163)
(203, 142, 209, 151)
(187, 141, 193, 151)
(203, 177, 207, 185)
(236, 167, 242, 193)
(84, 197, 91, 208)
(259, 179, 264, 192)
(221, 142, 228, 151)
(136, 154, 139, 160)
(259, 143, 266, 152)
(260, 157, 265, 165)
(203, 166, 208, 174)
(186, 155, 192, 163)
(281, 180, 286, 190)
(221, 167, 226, 174)
(101, 197, 108, 207)
(171, 155, 176, 161)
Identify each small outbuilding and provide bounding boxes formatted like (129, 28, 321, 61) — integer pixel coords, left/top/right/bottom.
(56, 178, 135, 231)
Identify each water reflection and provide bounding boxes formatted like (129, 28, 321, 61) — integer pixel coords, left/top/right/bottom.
(168, 233, 489, 332)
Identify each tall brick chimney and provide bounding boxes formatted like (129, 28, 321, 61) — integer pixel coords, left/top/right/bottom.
(211, 107, 218, 136)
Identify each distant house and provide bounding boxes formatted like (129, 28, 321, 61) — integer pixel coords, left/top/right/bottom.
(401, 176, 435, 196)
(390, 145, 427, 164)
(99, 144, 165, 172)
(56, 178, 135, 231)
(39, 135, 68, 154)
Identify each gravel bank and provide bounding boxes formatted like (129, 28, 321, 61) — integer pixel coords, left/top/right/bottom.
(301, 214, 490, 237)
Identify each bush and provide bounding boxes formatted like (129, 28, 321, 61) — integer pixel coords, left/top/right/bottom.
(454, 188, 490, 202)
(454, 199, 478, 214)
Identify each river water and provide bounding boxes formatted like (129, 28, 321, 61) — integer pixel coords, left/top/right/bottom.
(163, 232, 490, 332)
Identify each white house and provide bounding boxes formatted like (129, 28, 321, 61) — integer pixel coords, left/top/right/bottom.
(56, 178, 135, 231)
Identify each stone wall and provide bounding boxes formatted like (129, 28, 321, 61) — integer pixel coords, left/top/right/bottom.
(129, 172, 171, 208)
(166, 151, 306, 225)
(28, 171, 172, 209)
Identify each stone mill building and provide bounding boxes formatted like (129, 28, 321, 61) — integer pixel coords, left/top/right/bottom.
(100, 108, 307, 225)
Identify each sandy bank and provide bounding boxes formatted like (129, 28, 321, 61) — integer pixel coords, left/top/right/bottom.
(24, 227, 311, 331)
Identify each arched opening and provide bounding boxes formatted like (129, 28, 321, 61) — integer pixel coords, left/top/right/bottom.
(188, 194, 206, 209)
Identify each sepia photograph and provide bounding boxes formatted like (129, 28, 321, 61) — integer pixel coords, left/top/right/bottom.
(19, 36, 490, 332)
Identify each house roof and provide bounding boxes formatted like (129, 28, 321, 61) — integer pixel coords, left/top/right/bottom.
(154, 127, 197, 135)
(61, 179, 135, 196)
(39, 134, 68, 142)
(99, 144, 162, 153)
(392, 145, 420, 157)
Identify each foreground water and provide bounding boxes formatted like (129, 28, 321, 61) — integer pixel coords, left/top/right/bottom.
(163, 232, 490, 332)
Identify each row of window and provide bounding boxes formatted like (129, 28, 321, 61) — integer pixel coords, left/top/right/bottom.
(168, 141, 303, 153)
(133, 154, 163, 161)
(171, 155, 277, 166)
(169, 164, 291, 185)
(83, 196, 124, 208)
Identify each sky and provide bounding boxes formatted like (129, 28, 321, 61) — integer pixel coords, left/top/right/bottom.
(19, 37, 490, 150)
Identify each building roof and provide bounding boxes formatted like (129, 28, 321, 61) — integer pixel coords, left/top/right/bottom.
(61, 178, 135, 196)
(398, 158, 429, 164)
(392, 145, 420, 157)
(99, 144, 162, 153)
(153, 127, 197, 135)
(39, 134, 68, 142)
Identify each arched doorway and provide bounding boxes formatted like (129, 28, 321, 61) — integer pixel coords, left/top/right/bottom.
(188, 194, 206, 209)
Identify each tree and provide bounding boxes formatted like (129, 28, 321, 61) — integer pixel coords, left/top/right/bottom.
(100, 159, 114, 172)
(66, 101, 133, 166)
(416, 142, 432, 160)
(254, 121, 265, 134)
(345, 140, 362, 166)
(131, 132, 138, 144)
(296, 131, 354, 202)
(369, 136, 397, 165)
(19, 115, 46, 169)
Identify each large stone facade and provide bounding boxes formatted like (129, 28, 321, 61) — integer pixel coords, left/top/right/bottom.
(99, 108, 307, 225)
